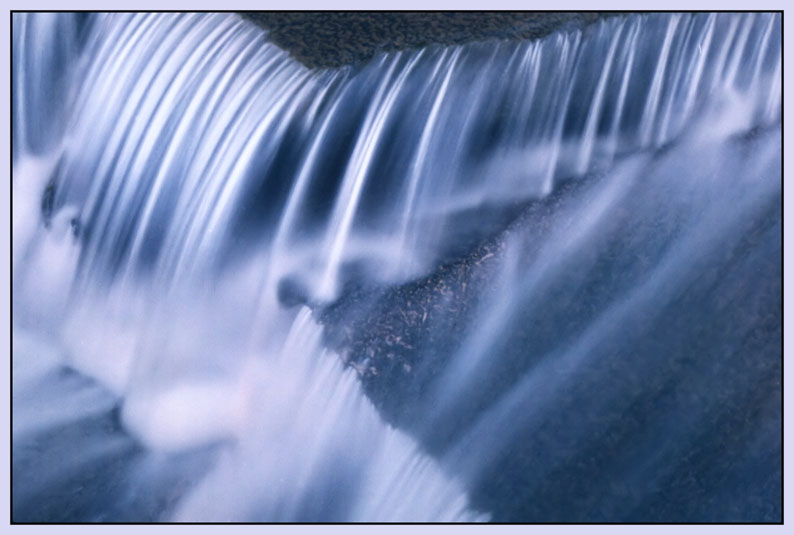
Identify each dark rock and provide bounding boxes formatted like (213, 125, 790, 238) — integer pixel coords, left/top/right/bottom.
(239, 12, 615, 69)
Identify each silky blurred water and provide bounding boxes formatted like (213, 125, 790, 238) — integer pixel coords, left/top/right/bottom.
(12, 12, 781, 522)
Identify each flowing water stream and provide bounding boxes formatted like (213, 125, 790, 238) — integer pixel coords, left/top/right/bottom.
(12, 12, 781, 522)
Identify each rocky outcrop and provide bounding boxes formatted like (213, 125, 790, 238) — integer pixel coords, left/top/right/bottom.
(239, 12, 608, 68)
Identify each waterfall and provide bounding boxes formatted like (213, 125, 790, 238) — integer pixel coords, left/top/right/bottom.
(12, 12, 781, 522)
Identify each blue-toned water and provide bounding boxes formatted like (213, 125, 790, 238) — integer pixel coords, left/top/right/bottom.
(12, 12, 780, 522)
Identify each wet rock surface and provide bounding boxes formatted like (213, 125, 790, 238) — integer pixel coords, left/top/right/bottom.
(315, 179, 579, 429)
(315, 131, 782, 521)
(317, 224, 506, 415)
(240, 12, 609, 69)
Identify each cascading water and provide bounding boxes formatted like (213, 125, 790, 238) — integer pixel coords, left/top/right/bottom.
(12, 12, 780, 522)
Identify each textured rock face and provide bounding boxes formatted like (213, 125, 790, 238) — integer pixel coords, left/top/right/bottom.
(239, 12, 605, 68)
(315, 132, 783, 521)
(240, 12, 781, 522)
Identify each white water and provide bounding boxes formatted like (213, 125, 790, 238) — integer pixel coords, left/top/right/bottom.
(12, 12, 780, 521)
